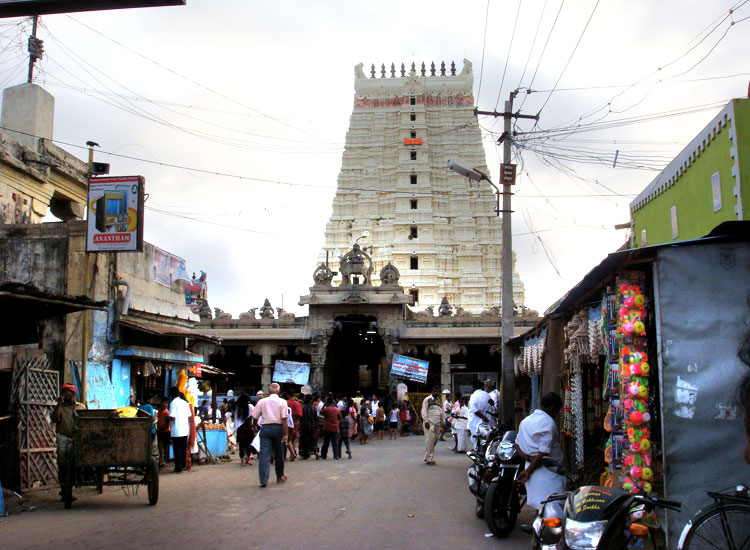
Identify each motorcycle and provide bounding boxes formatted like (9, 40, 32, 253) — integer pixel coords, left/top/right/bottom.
(482, 429, 526, 538)
(522, 458, 681, 550)
(466, 422, 503, 519)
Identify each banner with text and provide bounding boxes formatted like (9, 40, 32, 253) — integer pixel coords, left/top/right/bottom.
(86, 175, 144, 252)
(272, 360, 311, 385)
(391, 354, 429, 384)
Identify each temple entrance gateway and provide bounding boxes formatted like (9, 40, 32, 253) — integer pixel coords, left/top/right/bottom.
(324, 315, 384, 395)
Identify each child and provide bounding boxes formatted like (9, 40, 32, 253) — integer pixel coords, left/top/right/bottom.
(388, 405, 398, 440)
(156, 399, 171, 467)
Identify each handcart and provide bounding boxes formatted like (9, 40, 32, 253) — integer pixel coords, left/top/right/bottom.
(67, 408, 158, 508)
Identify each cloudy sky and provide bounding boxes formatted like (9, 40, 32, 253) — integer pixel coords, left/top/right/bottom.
(1, 1, 748, 316)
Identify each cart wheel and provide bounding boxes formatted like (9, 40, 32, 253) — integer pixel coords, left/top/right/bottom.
(147, 457, 159, 505)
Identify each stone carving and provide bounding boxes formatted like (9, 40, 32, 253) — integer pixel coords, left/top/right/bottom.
(313, 263, 333, 286)
(480, 306, 501, 317)
(343, 292, 367, 304)
(239, 307, 257, 320)
(259, 299, 275, 319)
(426, 343, 467, 357)
(415, 306, 434, 320)
(339, 243, 373, 286)
(460, 58, 473, 75)
(438, 297, 453, 317)
(379, 262, 400, 286)
(214, 307, 232, 320)
(354, 63, 366, 78)
(276, 307, 295, 319)
(453, 307, 472, 317)
(198, 299, 212, 320)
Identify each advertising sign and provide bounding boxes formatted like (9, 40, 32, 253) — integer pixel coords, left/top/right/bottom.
(86, 176, 144, 252)
(391, 354, 429, 384)
(153, 247, 190, 287)
(272, 360, 310, 385)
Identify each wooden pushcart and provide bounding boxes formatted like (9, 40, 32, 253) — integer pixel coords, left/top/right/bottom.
(67, 408, 158, 508)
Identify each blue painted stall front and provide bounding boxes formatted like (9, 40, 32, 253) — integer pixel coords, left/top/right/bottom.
(169, 429, 227, 459)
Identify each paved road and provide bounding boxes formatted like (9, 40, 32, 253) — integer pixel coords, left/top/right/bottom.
(2, 435, 534, 549)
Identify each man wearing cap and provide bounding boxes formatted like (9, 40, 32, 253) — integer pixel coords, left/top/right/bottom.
(251, 383, 288, 487)
(51, 383, 84, 507)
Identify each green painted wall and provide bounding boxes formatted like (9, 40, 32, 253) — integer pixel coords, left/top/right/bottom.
(632, 99, 748, 246)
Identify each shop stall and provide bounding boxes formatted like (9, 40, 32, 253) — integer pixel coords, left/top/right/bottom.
(515, 226, 750, 544)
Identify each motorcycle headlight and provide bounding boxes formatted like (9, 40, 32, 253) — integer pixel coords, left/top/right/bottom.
(497, 441, 515, 461)
(477, 423, 491, 439)
(485, 440, 500, 462)
(564, 519, 607, 550)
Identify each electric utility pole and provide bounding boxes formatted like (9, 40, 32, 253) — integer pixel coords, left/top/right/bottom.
(475, 90, 538, 426)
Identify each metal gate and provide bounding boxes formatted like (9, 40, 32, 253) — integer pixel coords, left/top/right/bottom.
(10, 353, 59, 491)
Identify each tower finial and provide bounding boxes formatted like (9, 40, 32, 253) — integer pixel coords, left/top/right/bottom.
(400, 63, 406, 77)
(381, 63, 386, 78)
(370, 63, 376, 78)
(430, 61, 436, 76)
(420, 62, 426, 76)
(440, 61, 446, 76)
(450, 61, 456, 76)
(390, 63, 396, 77)
(410, 61, 416, 74)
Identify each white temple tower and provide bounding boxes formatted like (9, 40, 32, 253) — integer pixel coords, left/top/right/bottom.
(319, 60, 525, 312)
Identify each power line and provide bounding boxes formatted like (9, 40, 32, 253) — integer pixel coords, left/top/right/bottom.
(475, 0, 491, 101)
(493, 0, 523, 111)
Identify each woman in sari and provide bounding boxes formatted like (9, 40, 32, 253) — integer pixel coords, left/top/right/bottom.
(234, 394, 255, 466)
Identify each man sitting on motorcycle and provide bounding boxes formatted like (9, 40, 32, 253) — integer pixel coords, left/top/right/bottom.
(515, 392, 565, 516)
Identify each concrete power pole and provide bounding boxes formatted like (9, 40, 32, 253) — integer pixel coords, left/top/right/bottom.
(476, 90, 538, 425)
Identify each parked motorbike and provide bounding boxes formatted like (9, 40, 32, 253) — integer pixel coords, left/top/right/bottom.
(466, 422, 503, 519)
(522, 459, 680, 550)
(482, 429, 526, 538)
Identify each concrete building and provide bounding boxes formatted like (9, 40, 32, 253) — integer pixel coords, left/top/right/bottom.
(319, 60, 525, 312)
(630, 98, 749, 246)
(0, 83, 89, 224)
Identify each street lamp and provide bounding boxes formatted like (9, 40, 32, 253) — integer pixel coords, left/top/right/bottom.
(448, 156, 515, 425)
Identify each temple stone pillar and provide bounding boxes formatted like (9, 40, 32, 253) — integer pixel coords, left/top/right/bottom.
(426, 342, 467, 392)
(248, 343, 287, 393)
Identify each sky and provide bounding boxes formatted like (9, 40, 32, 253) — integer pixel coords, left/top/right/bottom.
(1, 0, 748, 316)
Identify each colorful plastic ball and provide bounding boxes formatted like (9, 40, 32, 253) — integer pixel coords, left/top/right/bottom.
(640, 362, 650, 375)
(638, 386, 649, 399)
(642, 412, 651, 423)
(623, 477, 634, 491)
(631, 364, 642, 376)
(634, 294, 645, 307)
(619, 284, 631, 294)
(631, 466, 643, 479)
(633, 321, 646, 334)
(628, 384, 640, 396)
(623, 322, 635, 334)
(630, 410, 643, 424)
(642, 467, 653, 481)
(624, 295, 635, 307)
(631, 441, 642, 452)
(624, 398, 634, 409)
(619, 307, 630, 318)
(642, 482, 652, 493)
(640, 439, 651, 452)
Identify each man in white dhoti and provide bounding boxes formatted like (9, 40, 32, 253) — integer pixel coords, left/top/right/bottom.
(467, 379, 490, 450)
(516, 392, 565, 516)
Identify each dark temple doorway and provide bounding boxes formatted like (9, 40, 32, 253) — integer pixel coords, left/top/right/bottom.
(324, 315, 384, 396)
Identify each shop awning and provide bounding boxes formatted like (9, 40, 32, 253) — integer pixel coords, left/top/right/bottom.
(114, 345, 205, 363)
(118, 316, 220, 343)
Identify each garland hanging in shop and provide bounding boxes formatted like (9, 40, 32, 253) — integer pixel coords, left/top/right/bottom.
(571, 368, 585, 468)
(562, 383, 573, 436)
(520, 329, 547, 375)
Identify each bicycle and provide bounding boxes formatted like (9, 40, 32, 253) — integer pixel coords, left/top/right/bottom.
(677, 485, 750, 550)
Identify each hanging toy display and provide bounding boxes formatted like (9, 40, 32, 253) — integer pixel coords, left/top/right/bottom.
(616, 271, 652, 495)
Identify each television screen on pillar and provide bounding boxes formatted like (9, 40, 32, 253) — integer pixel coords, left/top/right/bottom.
(0, 1, 185, 18)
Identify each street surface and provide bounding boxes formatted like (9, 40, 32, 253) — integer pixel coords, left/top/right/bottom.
(2, 435, 533, 549)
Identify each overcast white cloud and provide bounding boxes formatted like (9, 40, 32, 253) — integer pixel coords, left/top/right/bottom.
(3, 0, 748, 316)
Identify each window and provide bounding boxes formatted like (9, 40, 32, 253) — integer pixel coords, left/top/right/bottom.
(410, 113, 416, 122)
(410, 96, 416, 106)
(410, 226, 418, 239)
(410, 174, 417, 185)
(410, 151, 417, 161)
(410, 130, 416, 139)
(409, 288, 419, 305)
(670, 205, 678, 239)
(410, 199, 418, 209)
(410, 256, 419, 270)
(641, 229, 647, 247)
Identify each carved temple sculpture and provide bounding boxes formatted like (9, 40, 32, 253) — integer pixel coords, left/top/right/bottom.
(339, 243, 373, 286)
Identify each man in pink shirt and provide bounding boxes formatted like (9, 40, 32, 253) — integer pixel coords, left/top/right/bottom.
(251, 382, 288, 487)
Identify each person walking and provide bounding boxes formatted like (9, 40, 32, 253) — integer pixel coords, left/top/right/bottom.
(359, 400, 372, 444)
(299, 394, 320, 459)
(251, 383, 289, 488)
(374, 400, 385, 441)
(453, 396, 470, 452)
(234, 394, 255, 466)
(338, 403, 353, 459)
(320, 397, 342, 459)
(388, 404, 399, 440)
(287, 391, 303, 460)
(168, 386, 191, 473)
(156, 398, 171, 467)
(421, 386, 445, 465)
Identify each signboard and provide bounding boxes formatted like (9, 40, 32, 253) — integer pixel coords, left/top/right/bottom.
(272, 360, 310, 385)
(86, 176, 144, 252)
(391, 354, 429, 384)
(0, 1, 185, 18)
(188, 363, 202, 378)
(153, 247, 190, 287)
